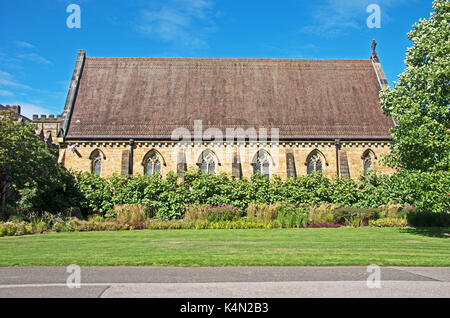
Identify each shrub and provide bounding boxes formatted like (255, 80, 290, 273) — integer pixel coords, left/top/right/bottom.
(167, 220, 191, 230)
(247, 203, 283, 222)
(307, 222, 341, 228)
(68, 169, 449, 219)
(89, 214, 106, 222)
(0, 223, 15, 236)
(64, 219, 78, 232)
(131, 222, 147, 230)
(114, 204, 147, 224)
(53, 221, 67, 233)
(365, 170, 449, 213)
(34, 212, 59, 227)
(276, 204, 311, 228)
(407, 211, 450, 227)
(369, 218, 408, 227)
(184, 204, 209, 221)
(63, 207, 84, 219)
(73, 220, 131, 232)
(333, 207, 380, 226)
(193, 220, 210, 230)
(309, 204, 337, 224)
(31, 221, 50, 234)
(0, 222, 35, 236)
(145, 219, 275, 230)
(279, 214, 310, 228)
(379, 202, 412, 219)
(207, 220, 269, 230)
(380, 203, 400, 218)
(8, 215, 24, 223)
(204, 205, 242, 222)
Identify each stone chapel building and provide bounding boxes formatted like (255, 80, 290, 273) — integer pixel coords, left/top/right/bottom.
(44, 46, 395, 179)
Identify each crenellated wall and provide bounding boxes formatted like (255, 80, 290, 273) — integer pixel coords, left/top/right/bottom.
(60, 140, 394, 179)
(32, 114, 62, 145)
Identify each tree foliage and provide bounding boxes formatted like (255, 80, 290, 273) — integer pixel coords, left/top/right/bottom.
(380, 0, 449, 172)
(0, 110, 78, 214)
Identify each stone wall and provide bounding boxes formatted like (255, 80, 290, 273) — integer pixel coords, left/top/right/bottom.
(60, 140, 394, 179)
(32, 115, 62, 145)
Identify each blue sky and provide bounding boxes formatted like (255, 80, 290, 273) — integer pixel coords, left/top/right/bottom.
(0, 0, 434, 118)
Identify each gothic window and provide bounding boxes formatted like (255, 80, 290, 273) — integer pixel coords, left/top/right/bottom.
(362, 150, 376, 172)
(93, 158, 101, 176)
(90, 150, 103, 176)
(200, 151, 216, 175)
(254, 151, 271, 178)
(145, 153, 162, 176)
(363, 156, 372, 171)
(307, 153, 323, 174)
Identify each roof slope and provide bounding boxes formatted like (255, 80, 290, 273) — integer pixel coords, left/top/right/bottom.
(66, 57, 394, 140)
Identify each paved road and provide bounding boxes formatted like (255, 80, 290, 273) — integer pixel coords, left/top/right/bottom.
(0, 267, 449, 298)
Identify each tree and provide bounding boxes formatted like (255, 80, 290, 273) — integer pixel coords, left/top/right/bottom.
(380, 0, 449, 172)
(0, 110, 76, 215)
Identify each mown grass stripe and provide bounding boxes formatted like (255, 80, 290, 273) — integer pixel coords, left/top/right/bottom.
(0, 228, 449, 267)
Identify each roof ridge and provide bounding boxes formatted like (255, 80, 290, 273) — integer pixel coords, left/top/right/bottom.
(85, 57, 372, 62)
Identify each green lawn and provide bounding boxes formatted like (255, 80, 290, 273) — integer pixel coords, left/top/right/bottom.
(0, 227, 449, 266)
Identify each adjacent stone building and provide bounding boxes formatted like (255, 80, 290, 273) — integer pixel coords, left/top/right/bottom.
(0, 104, 30, 123)
(37, 46, 395, 179)
(32, 114, 62, 145)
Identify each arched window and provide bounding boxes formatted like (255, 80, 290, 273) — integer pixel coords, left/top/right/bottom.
(306, 150, 326, 175)
(253, 150, 271, 178)
(362, 150, 376, 172)
(90, 149, 104, 176)
(307, 154, 322, 174)
(145, 153, 161, 175)
(142, 150, 165, 176)
(363, 156, 372, 171)
(93, 158, 101, 176)
(199, 150, 216, 175)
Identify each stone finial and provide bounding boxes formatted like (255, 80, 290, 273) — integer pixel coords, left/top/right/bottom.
(371, 40, 379, 61)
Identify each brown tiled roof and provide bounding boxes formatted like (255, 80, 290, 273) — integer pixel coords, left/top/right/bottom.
(66, 57, 394, 140)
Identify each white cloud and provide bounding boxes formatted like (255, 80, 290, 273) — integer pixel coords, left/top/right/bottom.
(0, 64, 63, 117)
(0, 53, 22, 69)
(300, 0, 413, 36)
(136, 0, 216, 49)
(13, 40, 36, 49)
(18, 53, 52, 65)
(0, 89, 14, 96)
(0, 70, 32, 90)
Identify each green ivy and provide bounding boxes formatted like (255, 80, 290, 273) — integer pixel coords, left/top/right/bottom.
(71, 168, 449, 220)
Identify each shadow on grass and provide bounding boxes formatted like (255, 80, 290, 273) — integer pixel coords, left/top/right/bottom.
(400, 227, 450, 238)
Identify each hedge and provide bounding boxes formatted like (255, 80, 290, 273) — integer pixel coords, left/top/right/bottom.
(69, 169, 449, 220)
